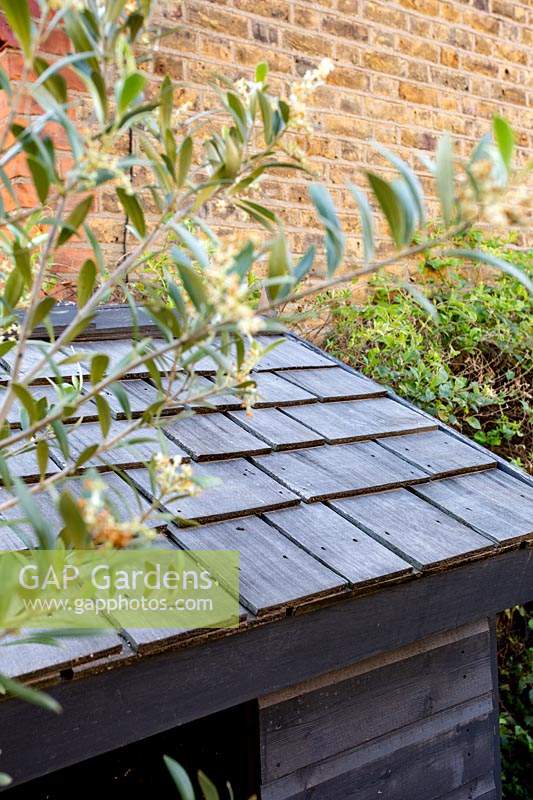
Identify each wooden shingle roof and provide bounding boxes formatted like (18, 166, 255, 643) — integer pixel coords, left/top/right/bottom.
(0, 311, 532, 683)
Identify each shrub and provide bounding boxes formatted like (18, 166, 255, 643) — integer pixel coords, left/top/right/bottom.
(320, 234, 532, 470)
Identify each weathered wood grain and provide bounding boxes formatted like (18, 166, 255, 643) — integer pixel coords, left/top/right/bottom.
(79, 340, 154, 379)
(0, 486, 62, 546)
(128, 459, 299, 524)
(2, 446, 61, 483)
(259, 620, 489, 707)
(0, 526, 26, 550)
(69, 471, 162, 528)
(252, 441, 428, 501)
(439, 776, 497, 800)
(0, 630, 124, 681)
(263, 502, 412, 586)
(283, 397, 436, 444)
(413, 468, 533, 545)
(54, 420, 187, 470)
(260, 628, 492, 782)
(277, 367, 386, 402)
(228, 408, 324, 450)
(0, 341, 77, 384)
(250, 372, 317, 407)
(159, 374, 245, 412)
(0, 547, 529, 787)
(377, 429, 497, 477)
(154, 340, 219, 375)
(95, 379, 162, 418)
(169, 515, 346, 614)
(27, 304, 160, 341)
(123, 603, 249, 655)
(254, 337, 336, 371)
(262, 711, 495, 800)
(331, 488, 494, 570)
(163, 412, 271, 460)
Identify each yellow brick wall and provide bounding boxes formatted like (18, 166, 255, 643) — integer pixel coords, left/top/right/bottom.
(1, 0, 532, 295)
(146, 0, 532, 282)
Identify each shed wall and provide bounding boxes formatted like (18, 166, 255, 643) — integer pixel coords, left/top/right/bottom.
(258, 619, 500, 799)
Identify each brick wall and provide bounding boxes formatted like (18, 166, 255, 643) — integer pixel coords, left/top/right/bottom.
(1, 0, 532, 295)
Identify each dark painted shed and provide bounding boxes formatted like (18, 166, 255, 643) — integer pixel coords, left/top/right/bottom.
(0, 307, 532, 798)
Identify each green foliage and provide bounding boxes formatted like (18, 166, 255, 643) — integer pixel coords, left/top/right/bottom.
(321, 234, 532, 470)
(497, 605, 533, 800)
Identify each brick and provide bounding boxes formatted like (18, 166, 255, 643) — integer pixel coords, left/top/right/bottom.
(462, 55, 499, 78)
(337, 0, 359, 12)
(398, 0, 439, 14)
(322, 16, 368, 40)
(364, 1, 408, 28)
(234, 0, 290, 20)
(251, 21, 278, 45)
(363, 51, 404, 76)
(399, 82, 438, 106)
(336, 42, 361, 66)
(282, 30, 331, 57)
(328, 67, 370, 90)
(188, 4, 249, 36)
(400, 37, 439, 62)
(154, 54, 183, 80)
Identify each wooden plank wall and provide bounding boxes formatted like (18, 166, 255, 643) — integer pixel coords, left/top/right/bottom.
(258, 620, 500, 800)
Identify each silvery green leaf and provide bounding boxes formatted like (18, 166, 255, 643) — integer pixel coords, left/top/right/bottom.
(492, 115, 514, 172)
(348, 184, 374, 265)
(366, 173, 404, 249)
(435, 133, 455, 227)
(309, 184, 345, 276)
(373, 143, 426, 224)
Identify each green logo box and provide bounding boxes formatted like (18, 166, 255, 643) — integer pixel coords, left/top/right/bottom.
(0, 550, 240, 631)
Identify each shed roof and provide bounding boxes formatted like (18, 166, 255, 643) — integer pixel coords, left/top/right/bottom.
(0, 309, 532, 682)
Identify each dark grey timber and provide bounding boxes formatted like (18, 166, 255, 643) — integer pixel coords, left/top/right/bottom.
(126, 459, 300, 523)
(168, 515, 346, 615)
(276, 366, 386, 402)
(0, 546, 530, 787)
(330, 488, 495, 570)
(282, 396, 437, 444)
(259, 626, 493, 782)
(228, 407, 325, 450)
(163, 412, 272, 461)
(263, 502, 413, 586)
(377, 428, 497, 476)
(267, 715, 495, 800)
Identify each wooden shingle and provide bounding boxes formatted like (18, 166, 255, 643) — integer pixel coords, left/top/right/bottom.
(0, 631, 124, 681)
(228, 408, 325, 450)
(413, 469, 533, 545)
(277, 367, 386, 402)
(168, 515, 346, 615)
(252, 441, 428, 501)
(331, 488, 495, 570)
(377, 429, 496, 477)
(128, 459, 299, 524)
(282, 398, 437, 444)
(264, 503, 413, 587)
(250, 371, 317, 407)
(254, 337, 336, 371)
(54, 420, 187, 471)
(163, 413, 271, 460)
